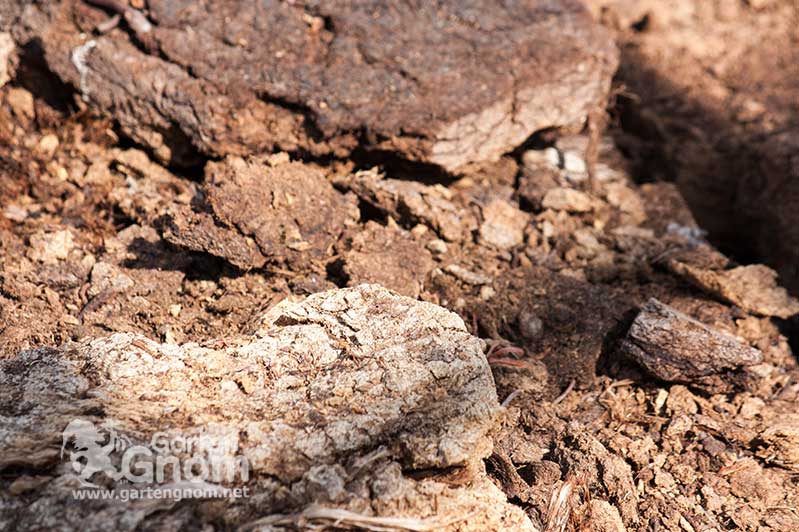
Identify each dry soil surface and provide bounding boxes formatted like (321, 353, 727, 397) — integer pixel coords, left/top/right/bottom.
(1, 1, 799, 531)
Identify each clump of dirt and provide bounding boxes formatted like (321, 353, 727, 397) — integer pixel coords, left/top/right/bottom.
(2, 285, 531, 530)
(164, 154, 360, 271)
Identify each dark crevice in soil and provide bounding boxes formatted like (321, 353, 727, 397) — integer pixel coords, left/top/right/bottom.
(177, 256, 237, 282)
(349, 146, 456, 185)
(284, 148, 341, 171)
(612, 44, 799, 294)
(508, 126, 562, 157)
(325, 258, 349, 289)
(775, 316, 799, 363)
(108, 204, 137, 233)
(595, 308, 640, 378)
(291, 3, 337, 34)
(630, 14, 651, 33)
(611, 94, 675, 184)
(109, 120, 210, 175)
(13, 38, 77, 115)
(121, 236, 241, 283)
(402, 464, 469, 482)
(352, 198, 388, 225)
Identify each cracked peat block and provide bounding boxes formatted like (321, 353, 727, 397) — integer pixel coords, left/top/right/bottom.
(0, 285, 517, 530)
(12, 0, 617, 169)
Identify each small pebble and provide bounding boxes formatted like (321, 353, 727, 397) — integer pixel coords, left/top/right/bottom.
(411, 224, 428, 237)
(521, 148, 555, 169)
(654, 388, 669, 413)
(27, 230, 75, 264)
(3, 205, 27, 222)
(479, 285, 495, 300)
(445, 264, 492, 285)
(61, 314, 80, 326)
(573, 228, 602, 252)
(478, 199, 528, 251)
(542, 187, 593, 213)
(426, 239, 448, 255)
(163, 326, 177, 344)
(36, 134, 59, 160)
(563, 151, 587, 178)
(540, 220, 556, 240)
(219, 380, 240, 394)
(518, 311, 543, 340)
(544, 147, 561, 167)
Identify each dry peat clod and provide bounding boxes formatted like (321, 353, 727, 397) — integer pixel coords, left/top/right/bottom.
(28, 0, 617, 169)
(162, 154, 359, 270)
(336, 169, 473, 242)
(621, 298, 763, 384)
(0, 285, 532, 529)
(339, 221, 434, 298)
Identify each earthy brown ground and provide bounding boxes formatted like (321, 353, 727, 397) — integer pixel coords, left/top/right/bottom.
(1, 1, 799, 531)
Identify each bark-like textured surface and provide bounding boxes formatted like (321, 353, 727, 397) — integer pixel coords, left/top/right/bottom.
(161, 204, 268, 270)
(11, 0, 617, 169)
(621, 298, 763, 383)
(0, 284, 521, 530)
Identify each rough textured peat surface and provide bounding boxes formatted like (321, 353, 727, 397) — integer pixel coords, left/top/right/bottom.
(622, 298, 763, 389)
(2, 1, 799, 531)
(0, 285, 531, 530)
(8, 0, 616, 170)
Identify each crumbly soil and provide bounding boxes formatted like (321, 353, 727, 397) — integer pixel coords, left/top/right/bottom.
(2, 1, 799, 531)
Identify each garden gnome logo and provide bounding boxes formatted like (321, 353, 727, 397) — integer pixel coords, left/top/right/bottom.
(61, 419, 129, 487)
